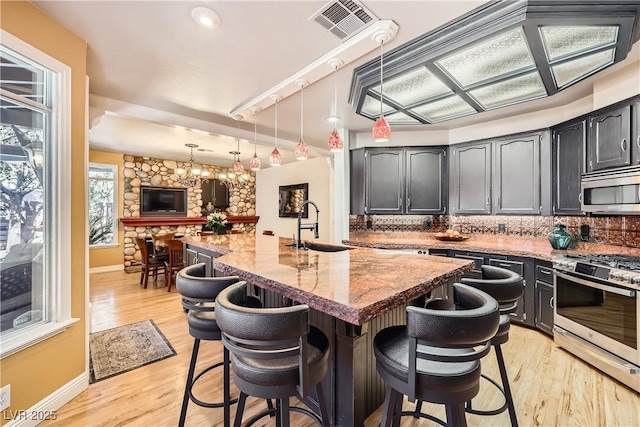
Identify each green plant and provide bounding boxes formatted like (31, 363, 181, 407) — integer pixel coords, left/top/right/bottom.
(205, 213, 227, 232)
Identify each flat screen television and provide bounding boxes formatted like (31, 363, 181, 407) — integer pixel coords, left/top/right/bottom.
(141, 186, 188, 217)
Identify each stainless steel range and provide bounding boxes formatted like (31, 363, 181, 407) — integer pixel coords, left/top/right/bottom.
(553, 254, 640, 392)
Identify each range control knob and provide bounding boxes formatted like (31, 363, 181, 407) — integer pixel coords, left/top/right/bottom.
(610, 271, 623, 281)
(622, 274, 633, 283)
(632, 276, 640, 285)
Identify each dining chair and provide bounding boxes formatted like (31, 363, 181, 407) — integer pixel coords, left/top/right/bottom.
(135, 237, 166, 288)
(152, 232, 175, 257)
(164, 239, 185, 292)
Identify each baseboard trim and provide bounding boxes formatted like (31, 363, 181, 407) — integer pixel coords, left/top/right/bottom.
(3, 371, 88, 427)
(89, 264, 123, 274)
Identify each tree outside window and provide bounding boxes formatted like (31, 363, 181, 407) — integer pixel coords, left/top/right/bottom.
(88, 164, 117, 246)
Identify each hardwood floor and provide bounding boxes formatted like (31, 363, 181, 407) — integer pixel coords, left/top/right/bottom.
(44, 270, 639, 427)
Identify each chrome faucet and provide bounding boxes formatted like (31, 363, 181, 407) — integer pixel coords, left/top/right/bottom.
(295, 200, 319, 248)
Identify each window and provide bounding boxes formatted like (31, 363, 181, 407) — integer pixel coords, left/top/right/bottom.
(0, 30, 76, 358)
(89, 163, 117, 247)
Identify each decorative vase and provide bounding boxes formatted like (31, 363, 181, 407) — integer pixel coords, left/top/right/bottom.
(205, 202, 215, 213)
(548, 224, 572, 249)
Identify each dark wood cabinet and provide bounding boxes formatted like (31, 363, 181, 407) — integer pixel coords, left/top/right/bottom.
(185, 244, 222, 276)
(351, 146, 448, 215)
(201, 179, 229, 209)
(488, 258, 528, 324)
(405, 148, 447, 214)
(552, 119, 586, 215)
(633, 100, 640, 165)
(588, 104, 631, 172)
(493, 133, 541, 214)
(450, 142, 492, 214)
(349, 148, 366, 215)
(365, 148, 404, 214)
(535, 263, 554, 336)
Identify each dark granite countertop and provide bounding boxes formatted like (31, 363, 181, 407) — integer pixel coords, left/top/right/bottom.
(181, 235, 474, 325)
(344, 232, 640, 261)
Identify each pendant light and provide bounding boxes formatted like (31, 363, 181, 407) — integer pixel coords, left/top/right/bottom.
(269, 94, 282, 167)
(327, 58, 344, 152)
(294, 79, 309, 160)
(232, 115, 245, 174)
(249, 107, 261, 171)
(372, 37, 391, 143)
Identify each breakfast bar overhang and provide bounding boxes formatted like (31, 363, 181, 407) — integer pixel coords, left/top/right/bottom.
(181, 235, 474, 426)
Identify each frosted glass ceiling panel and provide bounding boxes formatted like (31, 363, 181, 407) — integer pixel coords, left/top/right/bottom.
(386, 111, 420, 124)
(552, 49, 615, 87)
(540, 26, 618, 61)
(469, 72, 546, 109)
(412, 95, 476, 123)
(361, 94, 395, 117)
(371, 67, 452, 106)
(435, 27, 534, 88)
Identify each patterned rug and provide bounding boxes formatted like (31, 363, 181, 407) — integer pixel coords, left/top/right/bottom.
(89, 319, 176, 383)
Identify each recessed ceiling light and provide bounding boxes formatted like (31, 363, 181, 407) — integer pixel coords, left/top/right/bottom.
(326, 115, 341, 123)
(191, 7, 221, 29)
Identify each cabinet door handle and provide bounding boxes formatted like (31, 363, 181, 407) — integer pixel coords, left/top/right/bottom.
(621, 138, 627, 151)
(550, 296, 554, 309)
(497, 196, 501, 207)
(497, 262, 512, 268)
(399, 197, 403, 208)
(637, 134, 640, 149)
(407, 198, 411, 208)
(578, 193, 583, 203)
(486, 197, 490, 205)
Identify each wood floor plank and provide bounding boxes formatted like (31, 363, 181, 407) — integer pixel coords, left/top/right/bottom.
(42, 270, 640, 427)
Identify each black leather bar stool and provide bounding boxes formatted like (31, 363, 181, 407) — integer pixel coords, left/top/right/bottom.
(460, 264, 524, 427)
(374, 283, 500, 427)
(175, 263, 243, 427)
(216, 282, 331, 427)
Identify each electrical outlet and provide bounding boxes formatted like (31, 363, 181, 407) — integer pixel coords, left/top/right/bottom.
(0, 384, 10, 411)
(498, 223, 506, 233)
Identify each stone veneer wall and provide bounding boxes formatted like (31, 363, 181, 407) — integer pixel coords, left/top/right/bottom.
(349, 214, 640, 249)
(122, 154, 256, 269)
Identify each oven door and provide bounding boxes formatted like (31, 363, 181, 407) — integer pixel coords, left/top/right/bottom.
(554, 270, 639, 365)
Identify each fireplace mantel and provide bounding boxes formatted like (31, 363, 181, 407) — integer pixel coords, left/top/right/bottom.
(119, 215, 260, 227)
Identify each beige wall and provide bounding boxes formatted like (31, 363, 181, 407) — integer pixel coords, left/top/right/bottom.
(0, 0, 88, 422)
(255, 158, 331, 242)
(89, 150, 125, 269)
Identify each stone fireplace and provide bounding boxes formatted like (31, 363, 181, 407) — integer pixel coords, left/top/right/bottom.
(121, 154, 257, 269)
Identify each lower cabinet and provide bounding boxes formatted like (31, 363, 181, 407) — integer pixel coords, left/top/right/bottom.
(535, 262, 554, 336)
(185, 245, 220, 276)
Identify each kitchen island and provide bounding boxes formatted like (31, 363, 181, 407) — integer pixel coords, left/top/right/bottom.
(181, 234, 474, 426)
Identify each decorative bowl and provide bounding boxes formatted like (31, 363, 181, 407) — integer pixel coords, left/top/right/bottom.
(433, 233, 470, 242)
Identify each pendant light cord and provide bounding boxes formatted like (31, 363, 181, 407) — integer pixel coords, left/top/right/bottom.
(300, 84, 304, 141)
(274, 99, 278, 149)
(380, 40, 384, 117)
(333, 66, 338, 130)
(253, 120, 258, 156)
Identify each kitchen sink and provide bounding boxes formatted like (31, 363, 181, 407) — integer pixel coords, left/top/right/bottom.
(287, 241, 353, 252)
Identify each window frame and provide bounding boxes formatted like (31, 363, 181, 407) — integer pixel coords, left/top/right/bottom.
(0, 30, 78, 359)
(88, 162, 118, 248)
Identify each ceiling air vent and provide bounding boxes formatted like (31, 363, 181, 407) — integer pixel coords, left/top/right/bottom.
(310, 0, 377, 40)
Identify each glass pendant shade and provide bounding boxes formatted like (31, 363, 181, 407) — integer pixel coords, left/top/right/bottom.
(295, 140, 308, 160)
(328, 129, 344, 152)
(250, 154, 261, 171)
(232, 158, 244, 174)
(270, 148, 281, 166)
(372, 116, 391, 142)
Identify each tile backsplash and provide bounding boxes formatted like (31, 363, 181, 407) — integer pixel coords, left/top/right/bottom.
(349, 214, 640, 249)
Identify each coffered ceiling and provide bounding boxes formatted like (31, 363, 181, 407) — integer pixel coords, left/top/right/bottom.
(29, 1, 640, 168)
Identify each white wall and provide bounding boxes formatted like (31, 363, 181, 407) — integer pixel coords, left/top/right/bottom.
(255, 157, 332, 242)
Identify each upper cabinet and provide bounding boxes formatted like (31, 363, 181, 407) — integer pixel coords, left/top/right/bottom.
(450, 142, 492, 214)
(366, 148, 405, 214)
(587, 104, 631, 172)
(450, 130, 549, 215)
(493, 134, 542, 215)
(634, 99, 640, 165)
(406, 148, 448, 214)
(552, 119, 586, 215)
(201, 179, 229, 210)
(350, 146, 448, 215)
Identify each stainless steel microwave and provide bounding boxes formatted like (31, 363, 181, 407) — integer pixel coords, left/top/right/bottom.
(581, 169, 640, 213)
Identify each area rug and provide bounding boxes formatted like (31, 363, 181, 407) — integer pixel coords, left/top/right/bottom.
(89, 319, 176, 383)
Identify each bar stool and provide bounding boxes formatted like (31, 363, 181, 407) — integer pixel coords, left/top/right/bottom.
(460, 265, 524, 427)
(373, 283, 499, 427)
(216, 282, 331, 427)
(175, 263, 243, 427)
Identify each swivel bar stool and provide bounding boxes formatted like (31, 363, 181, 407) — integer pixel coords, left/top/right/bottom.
(374, 283, 499, 427)
(460, 265, 523, 427)
(216, 282, 331, 427)
(176, 263, 242, 427)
